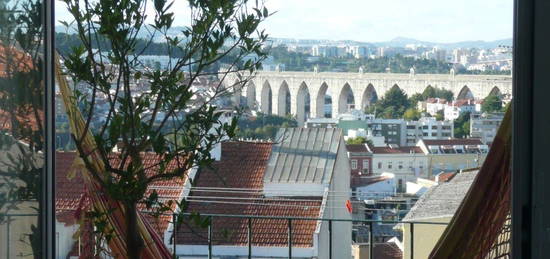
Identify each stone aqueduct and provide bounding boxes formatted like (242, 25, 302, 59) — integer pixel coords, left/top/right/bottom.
(225, 71, 512, 123)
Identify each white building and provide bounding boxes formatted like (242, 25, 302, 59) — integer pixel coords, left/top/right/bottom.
(406, 178, 437, 196)
(175, 128, 352, 259)
(423, 98, 448, 115)
(416, 139, 489, 175)
(349, 46, 368, 59)
(368, 145, 429, 191)
(354, 173, 397, 200)
(405, 117, 454, 146)
(470, 112, 505, 145)
(443, 99, 477, 120)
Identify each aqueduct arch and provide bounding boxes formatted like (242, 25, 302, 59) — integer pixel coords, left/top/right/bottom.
(227, 71, 512, 120)
(457, 85, 475, 100)
(316, 82, 333, 118)
(278, 81, 291, 116)
(296, 82, 311, 124)
(260, 81, 272, 114)
(245, 81, 256, 109)
(361, 84, 378, 110)
(338, 83, 355, 114)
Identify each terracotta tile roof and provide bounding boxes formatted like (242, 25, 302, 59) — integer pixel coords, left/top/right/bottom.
(453, 99, 474, 107)
(371, 146, 423, 154)
(346, 144, 370, 153)
(0, 108, 43, 135)
(434, 172, 457, 183)
(0, 45, 35, 78)
(55, 151, 187, 236)
(426, 98, 447, 104)
(372, 243, 403, 259)
(422, 139, 483, 146)
(175, 141, 323, 248)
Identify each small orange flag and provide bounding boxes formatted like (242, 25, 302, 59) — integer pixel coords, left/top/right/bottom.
(346, 200, 353, 213)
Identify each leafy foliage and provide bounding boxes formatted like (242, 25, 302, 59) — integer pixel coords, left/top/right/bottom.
(421, 86, 454, 101)
(236, 113, 297, 140)
(366, 85, 409, 119)
(454, 112, 471, 138)
(482, 95, 503, 113)
(60, 0, 270, 255)
(403, 108, 422, 120)
(346, 136, 370, 145)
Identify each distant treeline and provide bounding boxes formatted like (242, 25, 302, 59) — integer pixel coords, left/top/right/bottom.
(55, 32, 186, 57)
(269, 45, 510, 75)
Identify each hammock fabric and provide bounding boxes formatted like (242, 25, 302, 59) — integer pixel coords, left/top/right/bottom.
(55, 54, 173, 259)
(429, 105, 512, 259)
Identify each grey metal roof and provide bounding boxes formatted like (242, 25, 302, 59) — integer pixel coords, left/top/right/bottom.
(402, 170, 478, 221)
(264, 128, 342, 184)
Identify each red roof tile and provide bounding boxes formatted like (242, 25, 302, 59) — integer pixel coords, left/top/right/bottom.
(175, 142, 323, 248)
(55, 151, 187, 235)
(434, 172, 457, 183)
(0, 45, 35, 78)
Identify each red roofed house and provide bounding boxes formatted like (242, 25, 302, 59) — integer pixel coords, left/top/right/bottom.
(175, 128, 352, 259)
(55, 151, 188, 258)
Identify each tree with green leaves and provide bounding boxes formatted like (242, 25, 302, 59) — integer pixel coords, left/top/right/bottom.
(482, 94, 503, 113)
(346, 136, 373, 146)
(421, 86, 453, 101)
(408, 93, 424, 108)
(366, 85, 409, 119)
(403, 108, 422, 120)
(454, 112, 471, 138)
(435, 110, 445, 121)
(60, 0, 270, 256)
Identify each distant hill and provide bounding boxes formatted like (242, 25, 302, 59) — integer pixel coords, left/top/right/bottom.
(373, 37, 513, 49)
(54, 25, 511, 49)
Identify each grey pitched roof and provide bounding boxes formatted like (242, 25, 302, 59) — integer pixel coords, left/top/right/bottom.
(264, 128, 342, 184)
(402, 170, 478, 221)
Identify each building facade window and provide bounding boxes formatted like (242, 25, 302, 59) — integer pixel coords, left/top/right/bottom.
(388, 162, 393, 169)
(363, 160, 369, 170)
(378, 162, 382, 169)
(351, 159, 357, 169)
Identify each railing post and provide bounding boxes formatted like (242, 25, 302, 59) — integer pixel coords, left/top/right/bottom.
(208, 216, 213, 259)
(288, 218, 292, 259)
(328, 220, 332, 259)
(7, 215, 10, 259)
(410, 222, 414, 259)
(369, 221, 373, 259)
(248, 217, 252, 259)
(172, 214, 177, 258)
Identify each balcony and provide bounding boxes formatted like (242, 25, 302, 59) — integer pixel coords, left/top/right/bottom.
(0, 211, 510, 259)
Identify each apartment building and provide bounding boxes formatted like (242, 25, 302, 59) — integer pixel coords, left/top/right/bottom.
(416, 139, 489, 176)
(470, 112, 505, 145)
(405, 117, 454, 146)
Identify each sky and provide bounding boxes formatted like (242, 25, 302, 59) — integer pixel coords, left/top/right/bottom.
(55, 0, 514, 43)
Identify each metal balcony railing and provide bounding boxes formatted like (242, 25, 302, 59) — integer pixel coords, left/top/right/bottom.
(172, 213, 448, 259)
(1, 212, 511, 259)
